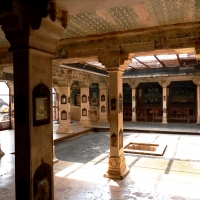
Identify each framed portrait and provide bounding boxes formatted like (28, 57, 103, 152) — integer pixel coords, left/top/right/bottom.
(82, 94, 87, 103)
(33, 83, 50, 126)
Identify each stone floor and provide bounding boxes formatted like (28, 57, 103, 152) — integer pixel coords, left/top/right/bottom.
(1, 121, 200, 199)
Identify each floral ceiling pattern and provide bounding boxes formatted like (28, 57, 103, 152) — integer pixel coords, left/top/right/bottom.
(62, 0, 200, 39)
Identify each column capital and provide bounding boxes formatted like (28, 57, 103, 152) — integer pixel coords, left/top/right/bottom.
(126, 79, 139, 89)
(193, 78, 200, 86)
(0, 0, 67, 54)
(158, 79, 170, 87)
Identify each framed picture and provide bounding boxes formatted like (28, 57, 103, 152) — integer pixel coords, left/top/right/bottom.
(61, 94, 67, 104)
(90, 90, 99, 106)
(101, 94, 105, 101)
(82, 94, 87, 103)
(61, 110, 67, 120)
(33, 83, 50, 126)
(82, 108, 87, 116)
(68, 97, 70, 103)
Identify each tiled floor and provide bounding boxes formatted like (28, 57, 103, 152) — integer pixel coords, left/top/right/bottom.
(1, 122, 200, 199)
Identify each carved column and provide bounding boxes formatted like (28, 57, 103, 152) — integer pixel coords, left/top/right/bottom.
(0, 1, 67, 199)
(104, 67, 130, 179)
(159, 80, 170, 124)
(98, 83, 108, 122)
(193, 79, 200, 124)
(79, 80, 92, 128)
(197, 84, 200, 124)
(162, 86, 167, 124)
(7, 80, 14, 129)
(57, 84, 73, 134)
(128, 81, 138, 123)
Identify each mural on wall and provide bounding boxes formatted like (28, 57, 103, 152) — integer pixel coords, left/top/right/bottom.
(123, 83, 132, 106)
(171, 83, 195, 104)
(70, 81, 80, 106)
(90, 83, 99, 106)
(144, 84, 162, 105)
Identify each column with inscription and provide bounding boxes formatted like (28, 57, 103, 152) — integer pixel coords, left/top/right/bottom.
(0, 1, 67, 199)
(104, 66, 130, 179)
(57, 85, 73, 134)
(98, 83, 108, 122)
(79, 79, 92, 127)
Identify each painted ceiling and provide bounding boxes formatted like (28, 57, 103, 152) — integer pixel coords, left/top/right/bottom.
(0, 0, 200, 47)
(62, 0, 200, 39)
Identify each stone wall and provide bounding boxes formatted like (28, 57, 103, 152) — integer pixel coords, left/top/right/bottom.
(70, 106, 81, 121)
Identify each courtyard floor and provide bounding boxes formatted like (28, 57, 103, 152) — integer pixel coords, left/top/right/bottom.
(1, 121, 200, 199)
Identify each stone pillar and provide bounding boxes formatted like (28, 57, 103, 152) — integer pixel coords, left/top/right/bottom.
(98, 83, 108, 122)
(196, 84, 200, 124)
(104, 70, 130, 179)
(7, 80, 14, 129)
(131, 88, 137, 122)
(0, 2, 67, 199)
(128, 81, 138, 123)
(57, 86, 73, 133)
(160, 80, 170, 124)
(79, 86, 92, 127)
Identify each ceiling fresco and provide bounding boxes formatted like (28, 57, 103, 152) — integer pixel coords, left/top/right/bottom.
(62, 0, 200, 39)
(0, 0, 200, 46)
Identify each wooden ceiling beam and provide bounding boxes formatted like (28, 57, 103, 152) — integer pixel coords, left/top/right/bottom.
(133, 57, 150, 68)
(176, 54, 182, 67)
(154, 55, 166, 68)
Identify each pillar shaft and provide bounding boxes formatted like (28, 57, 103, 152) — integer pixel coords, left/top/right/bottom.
(98, 87, 108, 122)
(197, 85, 200, 124)
(80, 87, 91, 127)
(104, 71, 130, 179)
(14, 48, 54, 199)
(132, 88, 136, 122)
(57, 86, 73, 133)
(162, 87, 167, 124)
(0, 2, 65, 198)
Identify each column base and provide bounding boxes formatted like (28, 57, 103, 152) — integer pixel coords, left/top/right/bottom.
(162, 117, 168, 124)
(98, 115, 108, 123)
(53, 146, 59, 164)
(132, 116, 137, 122)
(104, 154, 130, 180)
(57, 123, 73, 134)
(0, 148, 5, 157)
(196, 117, 200, 124)
(79, 119, 92, 128)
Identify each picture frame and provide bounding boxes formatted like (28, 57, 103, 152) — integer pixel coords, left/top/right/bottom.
(33, 83, 50, 126)
(101, 94, 105, 101)
(61, 94, 67, 104)
(82, 108, 87, 116)
(90, 90, 99, 106)
(61, 110, 67, 120)
(82, 94, 87, 103)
